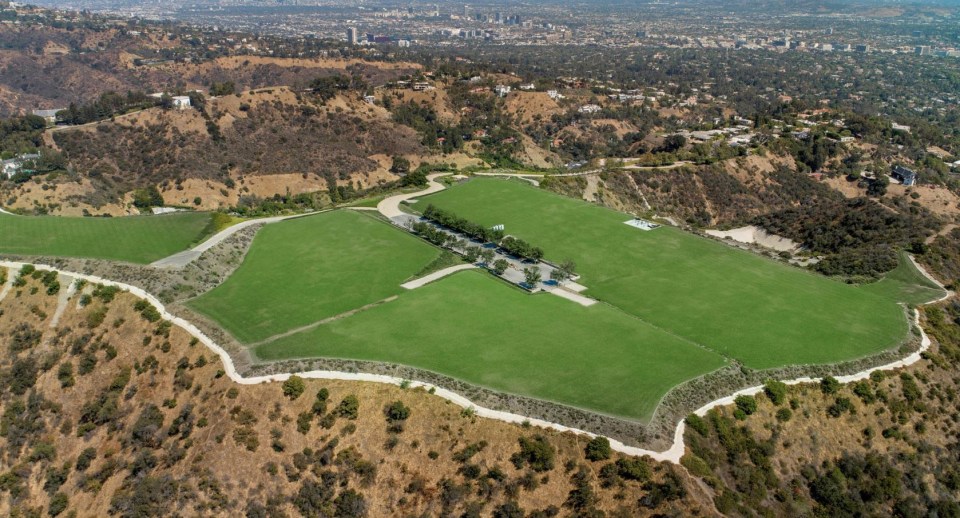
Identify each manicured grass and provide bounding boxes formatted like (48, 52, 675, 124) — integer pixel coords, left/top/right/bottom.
(413, 178, 911, 370)
(0, 211, 213, 264)
(862, 252, 945, 306)
(256, 270, 727, 421)
(188, 210, 442, 343)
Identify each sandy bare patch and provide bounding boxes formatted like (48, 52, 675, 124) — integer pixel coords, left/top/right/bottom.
(504, 91, 563, 125)
(706, 225, 799, 252)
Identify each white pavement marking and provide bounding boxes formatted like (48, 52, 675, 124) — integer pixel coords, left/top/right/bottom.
(548, 288, 597, 307)
(0, 206, 16, 216)
(376, 173, 450, 219)
(0, 259, 943, 464)
(401, 264, 477, 289)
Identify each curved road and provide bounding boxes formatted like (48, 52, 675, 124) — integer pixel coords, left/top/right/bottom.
(376, 173, 450, 218)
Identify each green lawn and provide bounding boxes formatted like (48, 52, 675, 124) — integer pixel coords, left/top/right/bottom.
(256, 270, 727, 421)
(861, 251, 946, 306)
(413, 178, 911, 369)
(188, 210, 442, 343)
(0, 211, 213, 264)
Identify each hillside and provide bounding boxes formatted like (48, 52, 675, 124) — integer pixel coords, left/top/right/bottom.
(1, 87, 437, 215)
(0, 267, 713, 517)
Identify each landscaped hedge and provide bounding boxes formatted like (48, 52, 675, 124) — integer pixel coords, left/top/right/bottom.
(421, 204, 544, 261)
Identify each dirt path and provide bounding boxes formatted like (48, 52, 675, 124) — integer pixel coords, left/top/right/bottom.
(400, 264, 477, 289)
(582, 174, 599, 202)
(925, 223, 958, 245)
(0, 267, 12, 304)
(48, 275, 76, 329)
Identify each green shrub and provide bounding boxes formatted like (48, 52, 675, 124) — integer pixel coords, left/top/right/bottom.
(820, 376, 840, 394)
(763, 379, 788, 406)
(336, 395, 360, 420)
(584, 436, 612, 462)
(734, 395, 757, 416)
(510, 435, 555, 472)
(684, 414, 709, 436)
(282, 375, 306, 400)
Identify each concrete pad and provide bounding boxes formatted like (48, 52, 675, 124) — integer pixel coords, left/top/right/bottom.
(549, 288, 597, 307)
(401, 264, 477, 289)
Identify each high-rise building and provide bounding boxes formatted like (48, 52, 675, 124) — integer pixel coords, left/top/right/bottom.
(346, 27, 358, 45)
(915, 46, 931, 56)
(494, 11, 502, 23)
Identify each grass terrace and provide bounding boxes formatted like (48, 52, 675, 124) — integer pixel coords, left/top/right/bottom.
(412, 178, 918, 369)
(0, 211, 214, 264)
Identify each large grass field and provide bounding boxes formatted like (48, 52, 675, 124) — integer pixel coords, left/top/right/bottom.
(0, 211, 213, 264)
(188, 210, 443, 343)
(255, 270, 727, 421)
(412, 178, 913, 369)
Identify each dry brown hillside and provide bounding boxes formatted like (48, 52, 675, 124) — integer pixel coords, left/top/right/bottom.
(0, 267, 715, 517)
(20, 89, 425, 212)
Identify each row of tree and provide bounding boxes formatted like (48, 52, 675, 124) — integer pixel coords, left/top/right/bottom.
(420, 204, 546, 261)
(421, 204, 505, 244)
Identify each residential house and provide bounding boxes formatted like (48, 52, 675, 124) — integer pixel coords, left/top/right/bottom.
(32, 109, 63, 125)
(892, 165, 917, 186)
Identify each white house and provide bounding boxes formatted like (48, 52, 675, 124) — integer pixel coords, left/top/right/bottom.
(2, 153, 40, 179)
(172, 96, 192, 110)
(32, 109, 63, 125)
(494, 85, 511, 97)
(578, 104, 601, 114)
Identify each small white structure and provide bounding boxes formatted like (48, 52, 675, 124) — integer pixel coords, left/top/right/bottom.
(578, 104, 602, 114)
(172, 96, 192, 110)
(32, 109, 63, 125)
(519, 83, 535, 91)
(547, 90, 564, 100)
(2, 153, 40, 179)
(494, 84, 511, 97)
(624, 218, 660, 231)
(363, 95, 377, 104)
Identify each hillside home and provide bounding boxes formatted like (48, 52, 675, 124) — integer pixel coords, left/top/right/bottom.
(892, 165, 917, 186)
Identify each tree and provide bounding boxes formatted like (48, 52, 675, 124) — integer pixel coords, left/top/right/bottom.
(763, 379, 788, 406)
(523, 266, 542, 287)
(464, 247, 480, 263)
(734, 395, 757, 416)
(659, 134, 687, 153)
(584, 436, 611, 462)
(390, 156, 411, 176)
(492, 259, 509, 275)
(282, 375, 306, 400)
(820, 376, 840, 394)
(384, 401, 411, 423)
(479, 248, 495, 265)
(510, 436, 555, 472)
(132, 186, 164, 209)
(209, 81, 236, 96)
(336, 395, 360, 419)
